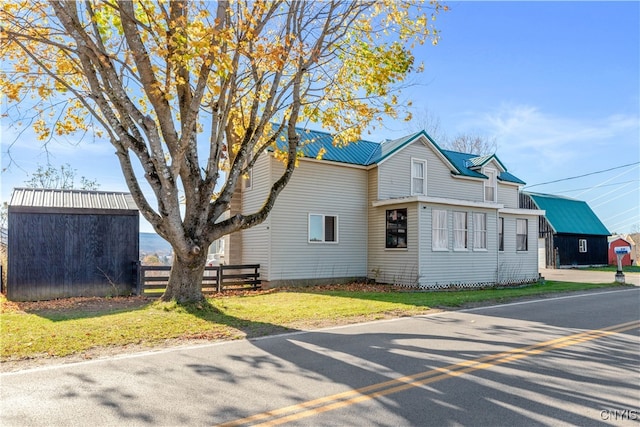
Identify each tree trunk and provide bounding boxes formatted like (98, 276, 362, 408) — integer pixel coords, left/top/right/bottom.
(161, 252, 207, 303)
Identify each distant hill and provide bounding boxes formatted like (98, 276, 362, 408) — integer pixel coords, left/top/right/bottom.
(139, 232, 172, 255)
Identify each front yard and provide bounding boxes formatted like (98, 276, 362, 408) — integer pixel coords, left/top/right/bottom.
(0, 281, 630, 371)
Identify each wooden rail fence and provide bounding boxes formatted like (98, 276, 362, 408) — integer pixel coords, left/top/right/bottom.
(135, 263, 260, 296)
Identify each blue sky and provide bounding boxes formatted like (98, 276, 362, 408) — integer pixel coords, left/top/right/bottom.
(2, 1, 639, 234)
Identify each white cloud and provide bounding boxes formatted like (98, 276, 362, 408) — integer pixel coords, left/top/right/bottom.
(451, 104, 639, 177)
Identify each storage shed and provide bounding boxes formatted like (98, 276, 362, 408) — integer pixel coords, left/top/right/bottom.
(7, 188, 139, 301)
(520, 192, 609, 268)
(608, 235, 635, 267)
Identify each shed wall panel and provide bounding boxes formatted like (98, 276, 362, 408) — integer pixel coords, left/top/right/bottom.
(556, 234, 608, 266)
(8, 211, 138, 301)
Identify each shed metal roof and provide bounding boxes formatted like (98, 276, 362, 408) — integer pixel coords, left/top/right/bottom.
(9, 188, 138, 214)
(525, 192, 610, 236)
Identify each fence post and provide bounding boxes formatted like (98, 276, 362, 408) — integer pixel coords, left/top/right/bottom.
(134, 261, 143, 296)
(254, 265, 259, 290)
(217, 265, 223, 293)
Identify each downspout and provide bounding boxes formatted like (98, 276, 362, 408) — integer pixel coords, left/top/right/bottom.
(267, 155, 272, 282)
(496, 211, 500, 284)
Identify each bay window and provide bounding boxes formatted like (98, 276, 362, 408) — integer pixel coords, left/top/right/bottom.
(453, 212, 468, 250)
(473, 213, 487, 250)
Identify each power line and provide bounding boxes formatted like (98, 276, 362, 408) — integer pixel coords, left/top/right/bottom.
(604, 206, 640, 222)
(523, 162, 640, 189)
(607, 217, 640, 233)
(555, 180, 639, 194)
(592, 187, 640, 208)
(575, 165, 639, 198)
(585, 181, 637, 204)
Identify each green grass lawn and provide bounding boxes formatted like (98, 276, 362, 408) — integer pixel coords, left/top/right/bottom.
(0, 281, 630, 362)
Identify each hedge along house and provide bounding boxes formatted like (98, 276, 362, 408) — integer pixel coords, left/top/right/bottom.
(229, 129, 544, 288)
(520, 192, 609, 268)
(7, 188, 139, 301)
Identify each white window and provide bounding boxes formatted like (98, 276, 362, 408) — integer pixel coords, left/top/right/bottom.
(432, 209, 448, 250)
(244, 168, 253, 190)
(309, 214, 338, 243)
(473, 213, 487, 250)
(386, 208, 408, 248)
(484, 168, 497, 202)
(498, 217, 504, 252)
(411, 158, 427, 195)
(579, 239, 587, 253)
(516, 218, 528, 251)
(243, 157, 253, 190)
(453, 212, 468, 250)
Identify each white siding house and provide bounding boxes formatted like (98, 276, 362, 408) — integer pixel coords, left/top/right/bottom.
(229, 129, 544, 288)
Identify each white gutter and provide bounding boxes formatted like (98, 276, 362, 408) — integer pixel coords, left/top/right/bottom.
(372, 196, 503, 210)
(499, 208, 545, 216)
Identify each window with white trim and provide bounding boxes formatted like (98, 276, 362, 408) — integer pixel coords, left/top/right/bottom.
(453, 212, 468, 250)
(516, 218, 528, 251)
(579, 239, 587, 253)
(309, 214, 338, 243)
(484, 168, 497, 202)
(243, 157, 253, 190)
(473, 212, 487, 249)
(386, 208, 407, 249)
(411, 158, 427, 195)
(243, 168, 253, 190)
(432, 209, 448, 250)
(498, 217, 504, 252)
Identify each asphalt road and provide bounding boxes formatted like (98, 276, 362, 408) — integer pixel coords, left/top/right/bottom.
(1, 288, 639, 427)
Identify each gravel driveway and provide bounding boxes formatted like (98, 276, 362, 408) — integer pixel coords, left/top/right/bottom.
(540, 268, 640, 286)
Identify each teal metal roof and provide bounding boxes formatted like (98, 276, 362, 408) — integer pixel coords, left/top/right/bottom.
(274, 128, 380, 165)
(526, 192, 610, 236)
(440, 149, 525, 185)
(440, 149, 486, 179)
(497, 171, 526, 185)
(275, 127, 525, 184)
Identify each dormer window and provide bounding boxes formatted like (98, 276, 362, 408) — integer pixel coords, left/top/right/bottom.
(411, 158, 427, 195)
(484, 168, 497, 202)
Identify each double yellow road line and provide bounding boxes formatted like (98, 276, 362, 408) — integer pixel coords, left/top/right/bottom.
(220, 320, 639, 427)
